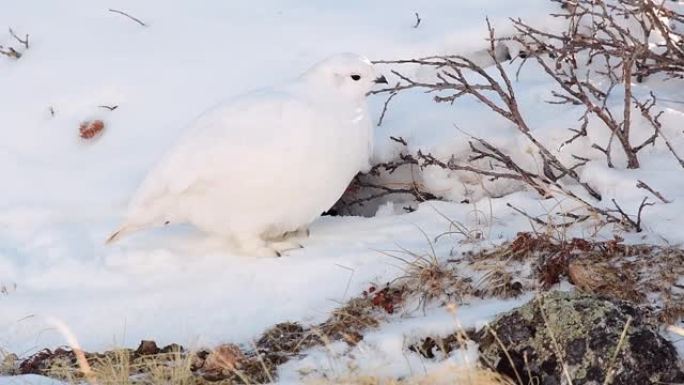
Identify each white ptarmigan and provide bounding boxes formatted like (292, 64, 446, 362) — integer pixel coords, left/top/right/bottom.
(106, 53, 387, 256)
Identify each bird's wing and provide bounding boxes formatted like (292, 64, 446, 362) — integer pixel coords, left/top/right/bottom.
(126, 90, 320, 214)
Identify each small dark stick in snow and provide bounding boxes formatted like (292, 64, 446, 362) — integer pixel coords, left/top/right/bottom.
(413, 12, 422, 28)
(108, 9, 147, 27)
(636, 180, 671, 204)
(8, 28, 29, 49)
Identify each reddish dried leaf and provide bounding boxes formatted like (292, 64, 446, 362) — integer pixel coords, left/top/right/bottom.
(370, 286, 403, 314)
(79, 119, 105, 140)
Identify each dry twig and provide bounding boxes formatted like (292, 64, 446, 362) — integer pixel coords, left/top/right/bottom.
(108, 8, 147, 27)
(8, 28, 28, 49)
(636, 180, 670, 204)
(413, 12, 422, 28)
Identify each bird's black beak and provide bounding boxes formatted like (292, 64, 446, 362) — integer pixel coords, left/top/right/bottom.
(374, 75, 388, 84)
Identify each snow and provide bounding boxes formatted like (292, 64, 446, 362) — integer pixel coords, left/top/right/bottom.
(278, 296, 534, 383)
(1, 0, 683, 382)
(0, 375, 64, 385)
(0, 201, 533, 355)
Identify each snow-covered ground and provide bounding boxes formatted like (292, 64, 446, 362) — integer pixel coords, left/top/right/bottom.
(1, 0, 684, 383)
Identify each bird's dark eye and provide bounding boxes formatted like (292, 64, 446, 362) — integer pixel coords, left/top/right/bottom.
(351, 74, 361, 81)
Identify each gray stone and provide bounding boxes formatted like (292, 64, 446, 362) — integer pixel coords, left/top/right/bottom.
(475, 291, 683, 385)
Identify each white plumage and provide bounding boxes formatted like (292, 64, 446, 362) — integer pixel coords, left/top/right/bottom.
(106, 53, 386, 256)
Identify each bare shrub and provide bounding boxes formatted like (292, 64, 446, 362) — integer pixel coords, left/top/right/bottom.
(509, 0, 684, 169)
(359, 0, 684, 232)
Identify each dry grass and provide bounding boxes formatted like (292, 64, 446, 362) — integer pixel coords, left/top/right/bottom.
(384, 246, 467, 310)
(41, 348, 200, 385)
(8, 289, 395, 384)
(469, 232, 684, 322)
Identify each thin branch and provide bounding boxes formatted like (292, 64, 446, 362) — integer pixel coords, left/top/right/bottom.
(636, 180, 670, 204)
(610, 197, 653, 232)
(377, 86, 399, 126)
(413, 12, 422, 28)
(507, 203, 548, 226)
(8, 28, 28, 49)
(108, 8, 147, 27)
(635, 197, 654, 232)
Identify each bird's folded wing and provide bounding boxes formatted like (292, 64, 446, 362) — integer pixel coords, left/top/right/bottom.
(128, 93, 321, 209)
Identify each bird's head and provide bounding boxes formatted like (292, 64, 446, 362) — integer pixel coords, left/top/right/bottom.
(302, 53, 387, 99)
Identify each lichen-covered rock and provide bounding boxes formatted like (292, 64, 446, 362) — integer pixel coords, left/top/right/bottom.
(475, 291, 683, 385)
